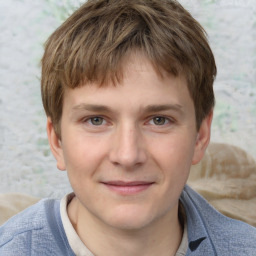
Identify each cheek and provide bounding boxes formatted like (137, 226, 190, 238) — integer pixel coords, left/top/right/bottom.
(148, 134, 195, 187)
(150, 134, 195, 165)
(62, 135, 106, 179)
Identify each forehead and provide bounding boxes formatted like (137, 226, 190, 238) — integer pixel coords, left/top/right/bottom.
(67, 53, 188, 98)
(62, 55, 194, 118)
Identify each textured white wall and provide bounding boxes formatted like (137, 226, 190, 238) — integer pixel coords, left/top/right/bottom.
(0, 0, 255, 198)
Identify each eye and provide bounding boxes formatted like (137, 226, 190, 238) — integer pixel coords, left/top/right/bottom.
(150, 116, 169, 125)
(88, 117, 105, 125)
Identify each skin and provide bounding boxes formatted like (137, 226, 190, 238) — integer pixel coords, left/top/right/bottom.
(47, 55, 212, 256)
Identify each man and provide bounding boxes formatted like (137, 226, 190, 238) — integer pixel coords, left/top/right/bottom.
(1, 0, 255, 255)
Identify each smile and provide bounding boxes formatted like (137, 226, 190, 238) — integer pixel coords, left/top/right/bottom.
(101, 181, 155, 195)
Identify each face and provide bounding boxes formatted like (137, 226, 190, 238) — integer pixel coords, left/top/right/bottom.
(48, 55, 212, 232)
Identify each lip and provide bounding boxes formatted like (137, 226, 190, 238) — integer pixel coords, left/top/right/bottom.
(101, 181, 154, 195)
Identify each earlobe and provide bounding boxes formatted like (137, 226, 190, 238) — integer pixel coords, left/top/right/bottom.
(47, 118, 66, 171)
(192, 111, 213, 165)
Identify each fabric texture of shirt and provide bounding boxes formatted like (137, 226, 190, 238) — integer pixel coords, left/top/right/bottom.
(0, 185, 255, 255)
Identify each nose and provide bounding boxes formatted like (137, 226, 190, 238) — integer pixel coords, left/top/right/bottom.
(109, 124, 147, 169)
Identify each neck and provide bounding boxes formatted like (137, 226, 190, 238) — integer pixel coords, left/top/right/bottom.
(68, 197, 183, 256)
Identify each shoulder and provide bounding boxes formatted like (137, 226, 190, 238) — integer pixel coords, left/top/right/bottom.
(0, 199, 69, 254)
(181, 185, 256, 255)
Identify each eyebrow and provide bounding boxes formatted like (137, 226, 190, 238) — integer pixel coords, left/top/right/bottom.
(72, 103, 111, 113)
(143, 104, 183, 113)
(71, 103, 183, 114)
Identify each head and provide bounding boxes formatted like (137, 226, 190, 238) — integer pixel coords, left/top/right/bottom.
(43, 0, 216, 240)
(41, 0, 216, 139)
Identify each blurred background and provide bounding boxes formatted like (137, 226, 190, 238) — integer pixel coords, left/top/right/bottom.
(0, 0, 255, 198)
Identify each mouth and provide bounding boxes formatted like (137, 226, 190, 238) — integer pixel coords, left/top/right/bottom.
(101, 181, 155, 195)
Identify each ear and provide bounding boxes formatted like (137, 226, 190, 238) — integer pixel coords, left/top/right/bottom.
(47, 117, 66, 171)
(192, 111, 213, 165)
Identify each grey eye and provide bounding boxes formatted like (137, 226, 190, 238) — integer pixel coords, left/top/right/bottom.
(90, 117, 104, 125)
(153, 117, 166, 125)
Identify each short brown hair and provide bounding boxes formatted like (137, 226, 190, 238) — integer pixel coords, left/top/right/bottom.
(41, 0, 216, 138)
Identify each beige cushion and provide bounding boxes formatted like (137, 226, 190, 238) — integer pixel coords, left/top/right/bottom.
(188, 143, 256, 227)
(0, 193, 39, 225)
